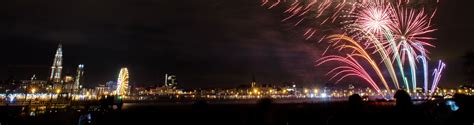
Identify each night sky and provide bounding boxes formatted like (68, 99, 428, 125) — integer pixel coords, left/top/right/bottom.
(0, 0, 473, 88)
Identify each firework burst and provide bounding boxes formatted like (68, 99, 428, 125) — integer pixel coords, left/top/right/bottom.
(352, 0, 393, 36)
(389, 7, 436, 60)
(319, 35, 392, 93)
(317, 54, 383, 94)
(259, 0, 445, 96)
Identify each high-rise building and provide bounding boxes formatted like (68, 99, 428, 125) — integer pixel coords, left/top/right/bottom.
(49, 44, 63, 83)
(74, 64, 84, 91)
(164, 74, 177, 88)
(116, 68, 129, 96)
(251, 76, 257, 88)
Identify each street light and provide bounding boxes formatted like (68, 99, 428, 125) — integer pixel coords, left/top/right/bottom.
(29, 88, 36, 105)
(55, 89, 61, 103)
(30, 88, 36, 99)
(304, 89, 309, 94)
(31, 88, 36, 94)
(253, 88, 259, 95)
(313, 89, 319, 94)
(55, 89, 61, 99)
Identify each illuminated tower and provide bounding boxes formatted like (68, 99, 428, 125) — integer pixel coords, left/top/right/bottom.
(116, 68, 129, 96)
(49, 44, 63, 83)
(164, 74, 177, 88)
(74, 64, 84, 91)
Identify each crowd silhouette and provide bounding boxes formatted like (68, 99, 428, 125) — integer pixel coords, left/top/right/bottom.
(326, 90, 473, 125)
(186, 90, 473, 125)
(2, 90, 473, 125)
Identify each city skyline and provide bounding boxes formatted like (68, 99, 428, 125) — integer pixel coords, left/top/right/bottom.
(1, 0, 473, 88)
(1, 1, 473, 125)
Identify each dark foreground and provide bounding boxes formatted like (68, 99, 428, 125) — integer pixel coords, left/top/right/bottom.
(0, 97, 473, 125)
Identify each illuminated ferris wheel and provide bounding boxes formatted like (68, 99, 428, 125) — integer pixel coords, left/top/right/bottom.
(116, 67, 129, 96)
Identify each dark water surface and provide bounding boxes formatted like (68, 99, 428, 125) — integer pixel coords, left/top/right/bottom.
(0, 99, 468, 125)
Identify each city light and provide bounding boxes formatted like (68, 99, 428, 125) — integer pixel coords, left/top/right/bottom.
(313, 89, 319, 94)
(31, 88, 36, 94)
(253, 88, 259, 94)
(320, 93, 328, 98)
(0, 0, 471, 124)
(0, 0, 468, 116)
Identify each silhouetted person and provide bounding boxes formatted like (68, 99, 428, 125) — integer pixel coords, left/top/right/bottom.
(390, 90, 427, 125)
(348, 94, 363, 111)
(328, 94, 366, 125)
(447, 94, 474, 125)
(99, 96, 110, 112)
(108, 96, 114, 109)
(394, 90, 413, 108)
(78, 113, 92, 125)
(115, 96, 123, 110)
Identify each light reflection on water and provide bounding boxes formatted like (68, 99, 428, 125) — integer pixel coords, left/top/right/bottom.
(120, 98, 426, 111)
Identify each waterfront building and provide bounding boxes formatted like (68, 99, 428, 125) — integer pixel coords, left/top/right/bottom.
(74, 64, 84, 92)
(49, 44, 63, 83)
(164, 74, 177, 88)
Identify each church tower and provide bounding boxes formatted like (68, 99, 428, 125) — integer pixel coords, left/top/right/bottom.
(49, 44, 63, 83)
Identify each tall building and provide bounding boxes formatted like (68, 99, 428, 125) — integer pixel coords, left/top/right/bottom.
(251, 76, 257, 88)
(164, 74, 177, 88)
(49, 44, 63, 83)
(116, 68, 129, 96)
(74, 64, 84, 91)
